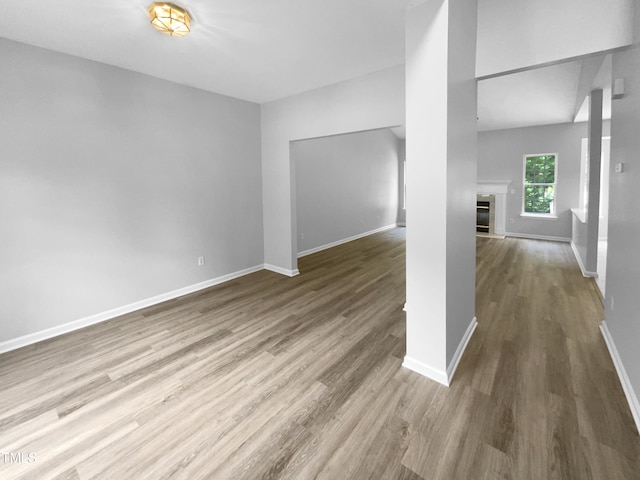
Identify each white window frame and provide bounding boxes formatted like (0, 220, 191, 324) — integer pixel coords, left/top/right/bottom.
(521, 152, 558, 218)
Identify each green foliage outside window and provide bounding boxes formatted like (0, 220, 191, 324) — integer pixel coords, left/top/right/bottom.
(524, 185, 555, 213)
(524, 154, 556, 214)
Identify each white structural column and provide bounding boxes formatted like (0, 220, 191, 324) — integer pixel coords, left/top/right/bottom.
(585, 89, 603, 273)
(404, 0, 478, 385)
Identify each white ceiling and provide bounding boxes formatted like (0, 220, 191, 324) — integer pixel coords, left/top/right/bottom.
(0, 0, 408, 104)
(478, 61, 583, 132)
(478, 54, 614, 132)
(390, 126, 406, 140)
(0, 0, 629, 129)
(574, 55, 613, 123)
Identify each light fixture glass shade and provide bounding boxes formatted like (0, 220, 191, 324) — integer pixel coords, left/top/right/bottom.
(148, 3, 191, 37)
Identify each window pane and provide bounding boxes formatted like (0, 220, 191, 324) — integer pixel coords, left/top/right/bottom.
(544, 155, 555, 182)
(525, 157, 536, 183)
(524, 185, 554, 213)
(525, 154, 555, 185)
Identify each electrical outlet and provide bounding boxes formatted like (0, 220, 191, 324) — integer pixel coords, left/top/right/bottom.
(509, 218, 515, 224)
(299, 233, 304, 240)
(198, 256, 205, 266)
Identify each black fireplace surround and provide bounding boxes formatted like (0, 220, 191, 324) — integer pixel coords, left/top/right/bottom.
(477, 201, 490, 233)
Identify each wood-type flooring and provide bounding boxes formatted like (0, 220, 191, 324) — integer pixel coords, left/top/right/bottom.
(0, 229, 638, 479)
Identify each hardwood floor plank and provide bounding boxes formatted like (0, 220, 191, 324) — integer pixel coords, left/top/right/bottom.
(276, 356, 402, 480)
(315, 377, 407, 479)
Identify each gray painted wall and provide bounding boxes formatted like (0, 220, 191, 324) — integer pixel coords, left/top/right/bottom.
(444, 0, 479, 369)
(293, 129, 400, 254)
(606, 4, 640, 426)
(478, 122, 587, 240)
(260, 66, 405, 274)
(0, 38, 263, 343)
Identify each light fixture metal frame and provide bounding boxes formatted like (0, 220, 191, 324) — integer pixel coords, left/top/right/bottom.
(148, 2, 191, 37)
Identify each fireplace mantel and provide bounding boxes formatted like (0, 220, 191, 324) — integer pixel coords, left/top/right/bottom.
(477, 180, 511, 195)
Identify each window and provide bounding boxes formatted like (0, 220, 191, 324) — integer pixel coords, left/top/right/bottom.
(523, 153, 557, 215)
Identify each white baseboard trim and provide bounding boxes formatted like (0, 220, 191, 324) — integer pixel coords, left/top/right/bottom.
(397, 222, 406, 227)
(403, 316, 477, 387)
(476, 233, 506, 240)
(264, 264, 300, 277)
(570, 241, 597, 277)
(505, 232, 571, 243)
(600, 321, 640, 434)
(595, 277, 605, 299)
(403, 356, 449, 386)
(0, 264, 265, 355)
(298, 223, 398, 258)
(446, 316, 478, 383)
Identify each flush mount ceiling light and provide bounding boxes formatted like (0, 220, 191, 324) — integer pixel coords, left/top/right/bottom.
(148, 3, 191, 37)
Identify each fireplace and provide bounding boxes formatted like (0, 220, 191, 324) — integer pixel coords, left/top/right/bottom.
(477, 180, 510, 237)
(476, 194, 495, 235)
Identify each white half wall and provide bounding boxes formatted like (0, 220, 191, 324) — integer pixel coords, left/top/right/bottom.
(293, 128, 400, 255)
(260, 65, 405, 273)
(0, 38, 264, 344)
